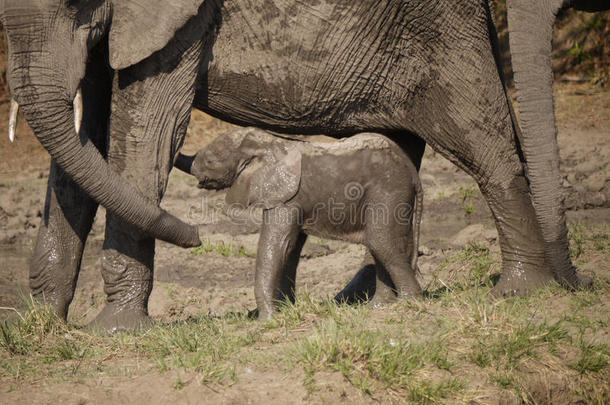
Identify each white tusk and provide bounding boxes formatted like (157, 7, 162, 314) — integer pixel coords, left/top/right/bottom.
(8, 99, 19, 143)
(73, 88, 82, 135)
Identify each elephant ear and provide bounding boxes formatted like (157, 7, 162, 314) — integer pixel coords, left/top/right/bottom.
(109, 0, 204, 70)
(226, 146, 302, 210)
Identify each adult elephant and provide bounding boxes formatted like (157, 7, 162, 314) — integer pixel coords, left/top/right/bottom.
(0, 0, 602, 332)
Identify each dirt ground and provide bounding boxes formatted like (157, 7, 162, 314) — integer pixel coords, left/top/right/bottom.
(0, 81, 608, 403)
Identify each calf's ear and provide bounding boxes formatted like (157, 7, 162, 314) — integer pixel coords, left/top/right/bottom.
(109, 0, 204, 70)
(226, 146, 302, 210)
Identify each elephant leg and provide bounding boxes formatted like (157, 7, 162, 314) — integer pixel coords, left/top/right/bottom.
(343, 250, 398, 307)
(255, 207, 302, 320)
(30, 163, 99, 320)
(368, 258, 399, 307)
(367, 245, 422, 301)
(405, 76, 553, 296)
(30, 45, 111, 320)
(366, 205, 423, 300)
(416, 124, 552, 295)
(90, 48, 200, 333)
(375, 131, 425, 301)
(482, 173, 555, 296)
(335, 132, 426, 305)
(277, 233, 307, 305)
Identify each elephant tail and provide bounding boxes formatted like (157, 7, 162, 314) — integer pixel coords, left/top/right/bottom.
(411, 176, 423, 273)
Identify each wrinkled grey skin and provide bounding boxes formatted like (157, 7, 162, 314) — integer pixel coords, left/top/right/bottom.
(177, 129, 424, 320)
(505, 0, 607, 288)
(1, 0, 604, 332)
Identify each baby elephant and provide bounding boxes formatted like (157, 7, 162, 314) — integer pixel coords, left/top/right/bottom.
(176, 128, 423, 320)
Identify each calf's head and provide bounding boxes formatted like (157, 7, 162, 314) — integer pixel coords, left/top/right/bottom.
(176, 129, 302, 209)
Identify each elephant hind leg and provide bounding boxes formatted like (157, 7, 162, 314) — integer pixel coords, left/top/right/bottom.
(411, 114, 554, 295)
(394, 20, 557, 295)
(404, 94, 553, 296)
(335, 250, 399, 306)
(368, 257, 399, 307)
(333, 132, 425, 306)
(365, 211, 423, 300)
(481, 171, 555, 296)
(366, 246, 422, 300)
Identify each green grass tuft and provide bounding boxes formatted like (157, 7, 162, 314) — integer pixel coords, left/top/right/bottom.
(458, 185, 478, 202)
(0, 296, 65, 356)
(571, 337, 609, 374)
(191, 239, 254, 257)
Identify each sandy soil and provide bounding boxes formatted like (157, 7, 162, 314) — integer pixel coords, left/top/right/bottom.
(0, 82, 608, 403)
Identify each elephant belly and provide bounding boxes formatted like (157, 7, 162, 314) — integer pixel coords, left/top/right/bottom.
(301, 211, 367, 245)
(195, 0, 451, 133)
(296, 151, 399, 245)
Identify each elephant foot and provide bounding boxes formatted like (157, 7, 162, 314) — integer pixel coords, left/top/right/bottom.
(87, 304, 153, 334)
(491, 260, 554, 298)
(31, 292, 71, 321)
(562, 271, 594, 291)
(367, 280, 398, 308)
(255, 308, 275, 321)
(248, 307, 275, 321)
(367, 293, 397, 309)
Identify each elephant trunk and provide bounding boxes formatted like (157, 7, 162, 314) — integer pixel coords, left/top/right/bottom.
(11, 69, 201, 248)
(507, 0, 577, 285)
(175, 153, 196, 174)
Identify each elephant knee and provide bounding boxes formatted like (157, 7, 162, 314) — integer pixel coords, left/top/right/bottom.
(30, 240, 74, 290)
(478, 160, 527, 197)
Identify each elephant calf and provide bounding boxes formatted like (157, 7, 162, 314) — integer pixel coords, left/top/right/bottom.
(176, 128, 423, 319)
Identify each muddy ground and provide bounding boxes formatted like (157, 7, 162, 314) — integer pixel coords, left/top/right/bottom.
(0, 82, 608, 403)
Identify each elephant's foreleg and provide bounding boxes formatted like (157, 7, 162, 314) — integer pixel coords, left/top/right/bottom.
(30, 163, 99, 320)
(90, 44, 201, 333)
(277, 233, 307, 305)
(96, 218, 155, 333)
(30, 44, 111, 320)
(255, 207, 302, 320)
